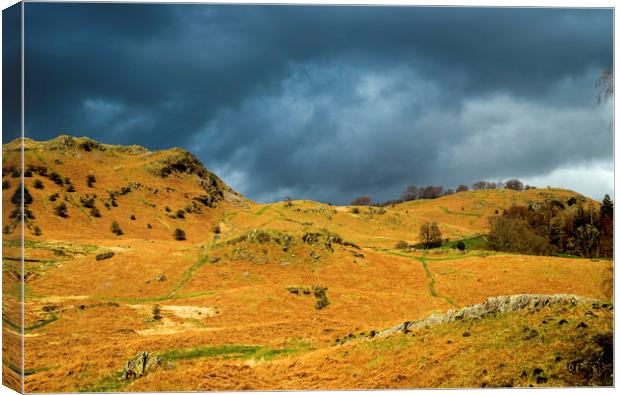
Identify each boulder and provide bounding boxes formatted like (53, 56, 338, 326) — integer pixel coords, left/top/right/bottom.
(122, 351, 161, 380)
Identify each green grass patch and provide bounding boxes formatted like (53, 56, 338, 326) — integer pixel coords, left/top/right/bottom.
(416, 257, 459, 307)
(167, 254, 211, 298)
(160, 344, 262, 361)
(79, 372, 129, 393)
(440, 235, 488, 250)
(439, 206, 482, 217)
(2, 360, 49, 376)
(255, 204, 272, 216)
(2, 313, 59, 332)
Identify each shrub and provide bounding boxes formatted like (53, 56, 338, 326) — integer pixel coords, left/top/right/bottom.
(95, 251, 115, 261)
(165, 206, 171, 212)
(111, 221, 123, 235)
(350, 207, 360, 214)
(49, 172, 63, 185)
(395, 240, 409, 250)
(54, 202, 68, 218)
(456, 240, 466, 251)
(11, 185, 33, 205)
(79, 195, 96, 208)
(175, 209, 185, 219)
(152, 305, 162, 320)
(10, 168, 19, 178)
(2, 180, 9, 189)
(147, 223, 152, 229)
(3, 225, 11, 234)
(488, 216, 550, 255)
(66, 183, 76, 192)
(33, 179, 44, 189)
(312, 285, 330, 310)
(111, 199, 118, 207)
(33, 226, 42, 236)
(49, 192, 59, 202)
(213, 224, 221, 234)
(130, 214, 136, 220)
(24, 168, 32, 177)
(86, 174, 96, 187)
(173, 228, 186, 241)
(90, 207, 101, 217)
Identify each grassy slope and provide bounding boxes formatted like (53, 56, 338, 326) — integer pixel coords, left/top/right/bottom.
(1, 136, 612, 391)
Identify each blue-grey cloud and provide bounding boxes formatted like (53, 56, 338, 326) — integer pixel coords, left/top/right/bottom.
(7, 4, 614, 202)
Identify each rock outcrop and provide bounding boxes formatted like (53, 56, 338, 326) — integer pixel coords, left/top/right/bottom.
(378, 294, 597, 338)
(333, 294, 599, 346)
(122, 351, 161, 380)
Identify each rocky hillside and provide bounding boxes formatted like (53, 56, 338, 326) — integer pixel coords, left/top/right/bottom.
(2, 136, 246, 241)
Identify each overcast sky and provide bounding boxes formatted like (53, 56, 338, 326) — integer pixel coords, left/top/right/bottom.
(3, 4, 614, 203)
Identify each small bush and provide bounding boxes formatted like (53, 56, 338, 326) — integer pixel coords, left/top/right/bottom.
(11, 185, 33, 205)
(79, 195, 96, 208)
(3, 225, 11, 234)
(111, 199, 118, 207)
(66, 183, 76, 192)
(350, 207, 360, 214)
(49, 172, 64, 185)
(147, 223, 152, 229)
(33, 226, 42, 236)
(2, 180, 10, 189)
(95, 251, 115, 261)
(10, 168, 19, 178)
(165, 206, 171, 212)
(86, 174, 96, 187)
(130, 214, 136, 220)
(175, 209, 185, 219)
(173, 228, 186, 241)
(54, 202, 68, 218)
(24, 168, 32, 177)
(49, 192, 60, 202)
(456, 240, 466, 251)
(111, 221, 123, 236)
(213, 224, 221, 234)
(152, 305, 162, 320)
(90, 207, 101, 217)
(312, 285, 330, 310)
(33, 179, 44, 189)
(395, 240, 409, 250)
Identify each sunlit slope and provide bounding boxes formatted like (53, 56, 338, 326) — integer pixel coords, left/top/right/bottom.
(125, 301, 613, 390)
(1, 135, 611, 392)
(2, 135, 246, 242)
(222, 188, 596, 250)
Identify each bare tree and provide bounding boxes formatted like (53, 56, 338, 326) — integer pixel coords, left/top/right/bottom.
(401, 185, 418, 201)
(351, 196, 372, 206)
(505, 179, 524, 191)
(419, 222, 442, 248)
(596, 68, 614, 104)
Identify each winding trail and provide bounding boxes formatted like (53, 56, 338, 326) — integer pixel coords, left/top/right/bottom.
(416, 256, 459, 308)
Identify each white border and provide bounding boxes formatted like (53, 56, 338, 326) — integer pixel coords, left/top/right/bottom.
(0, 1, 616, 395)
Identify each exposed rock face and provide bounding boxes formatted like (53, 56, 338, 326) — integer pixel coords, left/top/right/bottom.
(122, 351, 161, 380)
(376, 294, 598, 339)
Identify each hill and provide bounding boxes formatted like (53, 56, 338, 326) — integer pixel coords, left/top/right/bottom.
(1, 136, 612, 391)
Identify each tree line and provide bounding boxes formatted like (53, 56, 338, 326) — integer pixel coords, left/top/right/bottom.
(350, 178, 533, 206)
(488, 195, 613, 258)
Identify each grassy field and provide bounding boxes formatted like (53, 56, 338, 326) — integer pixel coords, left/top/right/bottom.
(2, 136, 613, 391)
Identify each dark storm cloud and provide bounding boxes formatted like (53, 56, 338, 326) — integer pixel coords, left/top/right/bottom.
(15, 4, 613, 203)
(2, 2, 21, 142)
